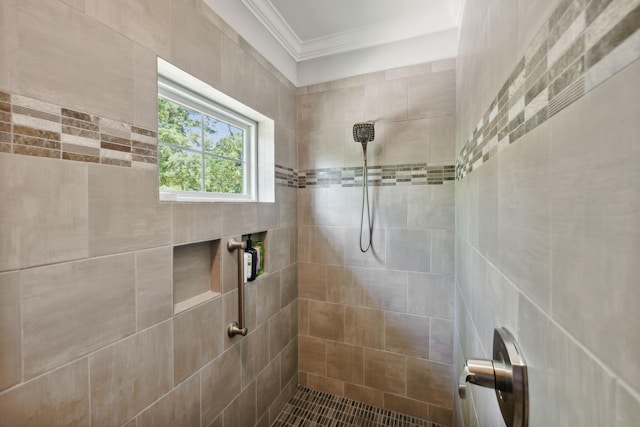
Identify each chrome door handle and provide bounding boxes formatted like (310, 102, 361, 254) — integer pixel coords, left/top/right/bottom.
(458, 327, 528, 427)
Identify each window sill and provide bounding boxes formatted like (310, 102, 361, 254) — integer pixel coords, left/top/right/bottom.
(160, 191, 256, 203)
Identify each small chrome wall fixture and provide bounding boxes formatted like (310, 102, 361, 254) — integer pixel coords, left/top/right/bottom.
(459, 327, 528, 427)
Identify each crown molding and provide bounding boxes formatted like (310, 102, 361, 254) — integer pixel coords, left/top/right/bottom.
(241, 0, 456, 61)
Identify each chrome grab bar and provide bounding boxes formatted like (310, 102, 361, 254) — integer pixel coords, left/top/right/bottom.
(227, 238, 248, 337)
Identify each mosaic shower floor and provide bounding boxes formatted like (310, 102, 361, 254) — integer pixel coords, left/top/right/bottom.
(273, 387, 446, 427)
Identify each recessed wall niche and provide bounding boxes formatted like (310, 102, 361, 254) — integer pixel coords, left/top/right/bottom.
(173, 240, 221, 314)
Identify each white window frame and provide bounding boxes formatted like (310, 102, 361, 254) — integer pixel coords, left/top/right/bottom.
(157, 58, 275, 204)
(158, 78, 257, 202)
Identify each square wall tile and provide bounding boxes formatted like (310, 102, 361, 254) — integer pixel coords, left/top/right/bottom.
(308, 300, 345, 342)
(386, 228, 431, 273)
(88, 165, 171, 257)
(22, 254, 135, 379)
(327, 341, 364, 385)
(344, 306, 385, 350)
(364, 268, 408, 313)
(364, 349, 407, 395)
(173, 297, 223, 384)
(136, 247, 173, 330)
(137, 373, 200, 427)
(0, 359, 89, 426)
(0, 153, 88, 272)
(90, 321, 172, 427)
(171, 203, 223, 245)
(201, 346, 242, 426)
(0, 271, 20, 392)
(385, 312, 430, 359)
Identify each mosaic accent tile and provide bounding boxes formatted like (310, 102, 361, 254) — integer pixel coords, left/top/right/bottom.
(298, 162, 455, 189)
(0, 92, 157, 168)
(276, 164, 299, 188)
(274, 386, 445, 427)
(457, 0, 640, 180)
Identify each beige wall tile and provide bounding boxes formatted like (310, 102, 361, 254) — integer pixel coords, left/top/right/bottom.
(298, 262, 327, 301)
(220, 35, 257, 109)
(221, 233, 241, 294)
(170, 0, 221, 88)
(137, 373, 200, 427)
(299, 299, 309, 335)
(386, 228, 431, 273)
(383, 393, 430, 420)
(408, 70, 456, 119)
(256, 272, 281, 324)
(370, 185, 408, 229)
(222, 202, 257, 236)
(90, 321, 172, 427)
(173, 297, 223, 384)
(270, 307, 290, 359)
(308, 300, 345, 342)
(86, 0, 170, 55)
(407, 273, 454, 320)
(298, 335, 326, 376)
(385, 312, 430, 359)
(281, 337, 298, 387)
(326, 341, 364, 385)
(298, 225, 345, 265)
(616, 383, 640, 427)
(429, 404, 454, 427)
(325, 186, 360, 227)
(241, 324, 269, 388)
(278, 186, 297, 229)
(0, 271, 20, 392)
(550, 59, 640, 392)
(406, 357, 453, 408)
(344, 306, 385, 350)
(22, 254, 135, 379)
(344, 227, 385, 269)
(517, 0, 560, 57)
(0, 154, 88, 272)
(280, 263, 297, 307)
(385, 119, 430, 164)
(297, 188, 326, 226)
(477, 157, 499, 265)
(499, 123, 551, 311)
(201, 345, 242, 426)
(172, 203, 223, 246)
(430, 318, 454, 364)
(364, 268, 408, 313)
(133, 43, 158, 130)
(344, 383, 384, 408)
(0, 359, 89, 427)
(407, 185, 455, 230)
(267, 227, 290, 272)
(431, 229, 455, 275)
(136, 247, 173, 330)
(305, 373, 345, 396)
(364, 349, 406, 395)
(223, 379, 256, 427)
(88, 165, 171, 257)
(289, 299, 298, 338)
(327, 265, 365, 306)
(364, 78, 408, 122)
(14, 1, 134, 123)
(257, 357, 280, 419)
(430, 116, 456, 162)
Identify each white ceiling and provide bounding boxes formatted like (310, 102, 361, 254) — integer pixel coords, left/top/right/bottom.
(241, 0, 462, 61)
(203, 0, 462, 86)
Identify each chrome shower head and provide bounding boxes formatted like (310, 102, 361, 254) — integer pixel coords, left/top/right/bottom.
(353, 122, 375, 144)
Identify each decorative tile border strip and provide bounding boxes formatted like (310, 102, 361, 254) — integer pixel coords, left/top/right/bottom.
(274, 386, 445, 427)
(456, 0, 640, 180)
(275, 163, 299, 188)
(0, 91, 158, 169)
(298, 162, 455, 189)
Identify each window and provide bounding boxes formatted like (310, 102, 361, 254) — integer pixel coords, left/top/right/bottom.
(158, 81, 256, 201)
(157, 58, 275, 204)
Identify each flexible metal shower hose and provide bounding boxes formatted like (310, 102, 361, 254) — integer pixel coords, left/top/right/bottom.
(359, 145, 373, 252)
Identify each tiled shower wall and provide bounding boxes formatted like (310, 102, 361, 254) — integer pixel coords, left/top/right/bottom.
(296, 60, 457, 426)
(455, 0, 640, 426)
(0, 1, 298, 426)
